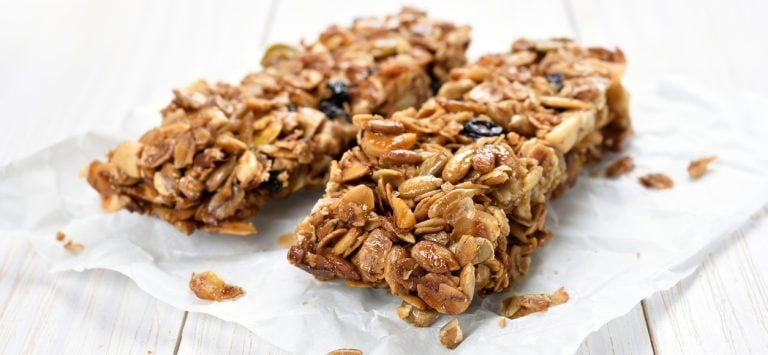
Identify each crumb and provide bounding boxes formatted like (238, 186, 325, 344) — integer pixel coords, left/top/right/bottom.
(55, 231, 66, 242)
(346, 279, 373, 288)
(635, 251, 641, 259)
(396, 302, 440, 327)
(303, 300, 309, 305)
(501, 287, 569, 319)
(605, 156, 634, 178)
(498, 318, 507, 329)
(63, 240, 85, 254)
(439, 318, 464, 349)
(189, 271, 245, 301)
(327, 349, 363, 355)
(277, 233, 297, 248)
(688, 155, 716, 179)
(638, 173, 674, 189)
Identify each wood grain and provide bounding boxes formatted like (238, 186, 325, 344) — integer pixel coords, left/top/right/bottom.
(576, 304, 654, 355)
(178, 313, 285, 355)
(571, 0, 768, 353)
(0, 238, 184, 354)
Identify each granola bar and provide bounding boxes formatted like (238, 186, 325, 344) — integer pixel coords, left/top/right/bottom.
(85, 8, 470, 235)
(288, 38, 630, 316)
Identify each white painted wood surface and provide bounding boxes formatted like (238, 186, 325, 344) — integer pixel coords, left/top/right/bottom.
(0, 0, 766, 354)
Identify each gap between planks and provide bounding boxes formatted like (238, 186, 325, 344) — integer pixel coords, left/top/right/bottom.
(172, 0, 278, 352)
(174, 311, 189, 355)
(561, 0, 657, 353)
(641, 300, 659, 355)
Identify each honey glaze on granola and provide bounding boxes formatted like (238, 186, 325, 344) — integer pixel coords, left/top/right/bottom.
(84, 8, 471, 236)
(289, 38, 631, 318)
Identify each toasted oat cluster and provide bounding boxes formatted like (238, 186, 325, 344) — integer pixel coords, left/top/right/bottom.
(288, 38, 630, 317)
(85, 8, 470, 235)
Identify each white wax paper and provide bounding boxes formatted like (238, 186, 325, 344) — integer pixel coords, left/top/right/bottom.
(1, 79, 767, 354)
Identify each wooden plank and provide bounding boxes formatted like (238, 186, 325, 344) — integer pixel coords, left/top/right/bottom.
(0, 238, 185, 354)
(178, 304, 654, 355)
(570, 0, 768, 353)
(643, 213, 768, 354)
(576, 304, 654, 355)
(177, 314, 285, 355)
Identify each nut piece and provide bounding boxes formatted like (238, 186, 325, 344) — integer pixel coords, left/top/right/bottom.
(399, 176, 443, 199)
(687, 155, 716, 179)
(439, 318, 464, 350)
(411, 241, 460, 273)
(501, 287, 569, 319)
(63, 240, 85, 254)
(396, 302, 441, 327)
(391, 196, 416, 229)
(604, 156, 634, 178)
(638, 173, 674, 189)
(111, 141, 142, 178)
(288, 38, 631, 317)
(343, 185, 375, 210)
(498, 318, 507, 328)
(189, 271, 246, 301)
(327, 349, 363, 355)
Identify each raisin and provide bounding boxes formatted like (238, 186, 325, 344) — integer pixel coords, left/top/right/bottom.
(263, 171, 284, 193)
(431, 79, 442, 95)
(318, 99, 349, 120)
(326, 81, 349, 105)
(546, 73, 564, 92)
(460, 119, 504, 140)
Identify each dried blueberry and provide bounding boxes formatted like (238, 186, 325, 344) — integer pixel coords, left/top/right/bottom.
(326, 81, 349, 105)
(460, 119, 504, 139)
(318, 99, 349, 120)
(431, 79, 442, 95)
(546, 73, 564, 92)
(263, 171, 283, 193)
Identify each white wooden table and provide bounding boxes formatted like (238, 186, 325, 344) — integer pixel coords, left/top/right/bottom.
(1, 0, 766, 353)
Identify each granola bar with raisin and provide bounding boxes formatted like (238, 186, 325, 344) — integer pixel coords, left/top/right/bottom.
(288, 38, 630, 317)
(85, 8, 470, 235)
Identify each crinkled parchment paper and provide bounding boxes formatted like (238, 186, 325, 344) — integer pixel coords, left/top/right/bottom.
(1, 79, 767, 354)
